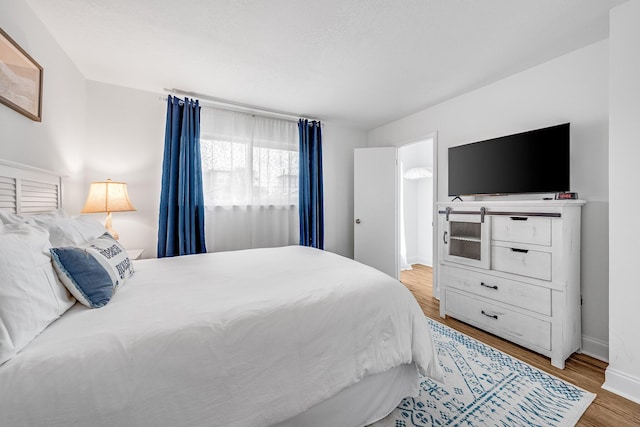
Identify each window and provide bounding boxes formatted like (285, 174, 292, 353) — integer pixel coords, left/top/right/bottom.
(200, 108, 298, 207)
(199, 107, 299, 252)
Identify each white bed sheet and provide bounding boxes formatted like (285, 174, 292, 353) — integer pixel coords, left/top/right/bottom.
(0, 246, 443, 427)
(276, 363, 419, 427)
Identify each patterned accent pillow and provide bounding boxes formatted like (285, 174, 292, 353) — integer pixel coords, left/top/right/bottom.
(50, 233, 134, 308)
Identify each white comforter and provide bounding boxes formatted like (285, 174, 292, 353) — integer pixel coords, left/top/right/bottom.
(0, 246, 442, 427)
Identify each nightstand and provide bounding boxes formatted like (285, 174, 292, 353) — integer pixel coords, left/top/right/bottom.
(127, 249, 144, 260)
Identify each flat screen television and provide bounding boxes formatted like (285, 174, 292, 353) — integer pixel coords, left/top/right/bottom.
(448, 123, 570, 197)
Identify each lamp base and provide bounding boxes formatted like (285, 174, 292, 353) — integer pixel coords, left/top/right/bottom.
(104, 212, 120, 240)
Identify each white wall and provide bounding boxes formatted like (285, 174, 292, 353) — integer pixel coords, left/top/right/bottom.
(322, 125, 368, 258)
(84, 81, 367, 259)
(606, 0, 640, 404)
(400, 150, 419, 265)
(369, 40, 610, 362)
(0, 0, 87, 212)
(84, 81, 166, 258)
(399, 140, 434, 266)
(417, 176, 434, 266)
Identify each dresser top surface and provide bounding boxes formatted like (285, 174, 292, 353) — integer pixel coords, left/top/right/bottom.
(437, 199, 586, 208)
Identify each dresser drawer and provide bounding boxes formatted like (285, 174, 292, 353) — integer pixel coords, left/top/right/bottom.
(440, 265, 551, 315)
(491, 216, 551, 246)
(445, 290, 551, 351)
(491, 245, 552, 281)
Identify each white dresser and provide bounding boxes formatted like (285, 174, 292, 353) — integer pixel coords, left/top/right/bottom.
(437, 200, 585, 369)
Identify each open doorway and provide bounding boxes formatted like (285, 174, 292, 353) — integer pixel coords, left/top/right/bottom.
(398, 138, 435, 301)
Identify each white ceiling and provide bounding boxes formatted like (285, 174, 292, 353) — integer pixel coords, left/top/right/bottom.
(26, 0, 627, 130)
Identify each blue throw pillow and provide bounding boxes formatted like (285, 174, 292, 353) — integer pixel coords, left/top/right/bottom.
(50, 233, 134, 308)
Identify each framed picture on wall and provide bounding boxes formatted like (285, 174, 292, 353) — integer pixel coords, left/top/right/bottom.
(0, 28, 43, 122)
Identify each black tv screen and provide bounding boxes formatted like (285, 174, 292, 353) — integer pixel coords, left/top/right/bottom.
(448, 123, 570, 197)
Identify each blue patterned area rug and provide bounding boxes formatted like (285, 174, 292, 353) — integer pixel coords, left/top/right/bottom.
(372, 319, 596, 427)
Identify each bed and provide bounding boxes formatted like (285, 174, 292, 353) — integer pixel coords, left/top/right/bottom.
(0, 160, 444, 427)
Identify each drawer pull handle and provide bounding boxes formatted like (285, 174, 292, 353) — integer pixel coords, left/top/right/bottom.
(511, 248, 529, 253)
(510, 216, 528, 221)
(481, 310, 498, 320)
(481, 282, 498, 290)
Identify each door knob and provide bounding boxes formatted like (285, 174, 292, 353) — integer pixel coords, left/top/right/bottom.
(355, 219, 361, 224)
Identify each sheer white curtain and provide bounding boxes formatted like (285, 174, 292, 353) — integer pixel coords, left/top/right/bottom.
(200, 107, 299, 252)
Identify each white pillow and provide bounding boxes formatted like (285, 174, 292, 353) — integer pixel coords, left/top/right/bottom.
(50, 233, 135, 308)
(34, 215, 108, 247)
(0, 210, 24, 224)
(0, 223, 76, 366)
(0, 208, 68, 225)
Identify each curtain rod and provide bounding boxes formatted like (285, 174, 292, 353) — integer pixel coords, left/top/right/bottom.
(162, 88, 321, 124)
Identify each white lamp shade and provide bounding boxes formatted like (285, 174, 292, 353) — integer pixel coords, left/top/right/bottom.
(81, 179, 136, 213)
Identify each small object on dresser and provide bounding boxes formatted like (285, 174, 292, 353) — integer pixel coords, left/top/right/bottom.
(555, 192, 578, 200)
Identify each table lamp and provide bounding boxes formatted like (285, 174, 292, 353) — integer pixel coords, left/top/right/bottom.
(81, 179, 136, 240)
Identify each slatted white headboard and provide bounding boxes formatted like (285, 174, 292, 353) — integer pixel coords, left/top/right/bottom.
(0, 160, 62, 215)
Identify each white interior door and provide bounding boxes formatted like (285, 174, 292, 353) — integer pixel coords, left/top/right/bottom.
(354, 147, 398, 279)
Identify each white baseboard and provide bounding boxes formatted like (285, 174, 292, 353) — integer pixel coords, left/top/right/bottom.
(603, 367, 640, 404)
(407, 257, 432, 267)
(581, 335, 609, 363)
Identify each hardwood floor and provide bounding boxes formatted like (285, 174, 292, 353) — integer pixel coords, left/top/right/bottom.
(400, 264, 640, 427)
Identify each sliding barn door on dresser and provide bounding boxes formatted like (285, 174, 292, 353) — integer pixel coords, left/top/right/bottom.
(437, 200, 585, 369)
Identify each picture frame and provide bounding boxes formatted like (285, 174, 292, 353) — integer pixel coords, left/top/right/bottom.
(0, 28, 43, 122)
